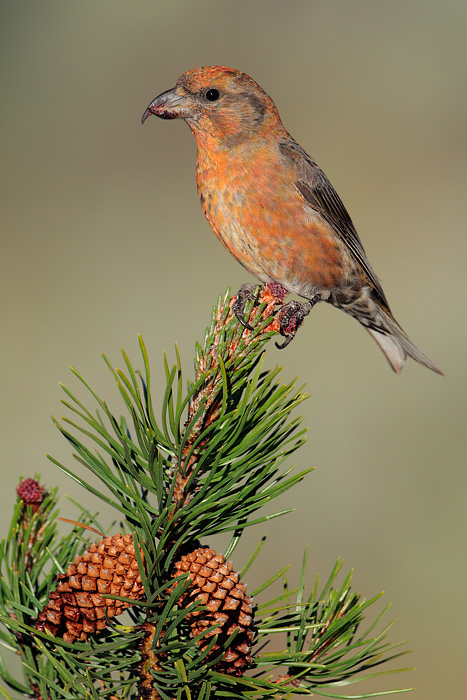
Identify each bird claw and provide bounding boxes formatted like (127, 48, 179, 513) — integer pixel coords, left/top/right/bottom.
(232, 284, 259, 330)
(275, 297, 321, 349)
(275, 334, 295, 350)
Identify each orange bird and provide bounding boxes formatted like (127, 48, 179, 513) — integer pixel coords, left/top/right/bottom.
(142, 66, 441, 374)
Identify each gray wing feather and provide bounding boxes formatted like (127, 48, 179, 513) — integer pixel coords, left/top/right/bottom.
(279, 138, 389, 309)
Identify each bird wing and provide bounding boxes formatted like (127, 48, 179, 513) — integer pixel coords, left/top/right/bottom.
(279, 138, 389, 309)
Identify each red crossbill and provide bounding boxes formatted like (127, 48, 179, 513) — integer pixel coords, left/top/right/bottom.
(142, 66, 441, 374)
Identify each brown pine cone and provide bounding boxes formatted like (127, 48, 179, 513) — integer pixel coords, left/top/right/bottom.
(172, 547, 255, 676)
(37, 533, 145, 643)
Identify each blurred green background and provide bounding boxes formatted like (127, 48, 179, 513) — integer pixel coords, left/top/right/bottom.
(1, 0, 466, 697)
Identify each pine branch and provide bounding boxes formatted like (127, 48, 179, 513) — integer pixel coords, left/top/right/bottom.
(0, 287, 412, 699)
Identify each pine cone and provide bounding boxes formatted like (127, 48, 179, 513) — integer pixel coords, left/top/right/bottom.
(172, 547, 255, 676)
(37, 533, 144, 643)
(17, 478, 45, 512)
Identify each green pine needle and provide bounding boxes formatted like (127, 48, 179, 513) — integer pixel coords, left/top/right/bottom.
(0, 289, 412, 699)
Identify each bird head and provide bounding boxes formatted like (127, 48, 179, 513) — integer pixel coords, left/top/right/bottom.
(142, 66, 283, 147)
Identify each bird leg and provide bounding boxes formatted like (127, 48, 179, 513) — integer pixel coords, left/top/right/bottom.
(232, 284, 260, 330)
(275, 293, 323, 349)
(266, 281, 289, 301)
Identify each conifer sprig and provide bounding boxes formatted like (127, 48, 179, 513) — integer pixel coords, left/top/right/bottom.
(0, 479, 100, 699)
(48, 286, 308, 559)
(0, 288, 412, 699)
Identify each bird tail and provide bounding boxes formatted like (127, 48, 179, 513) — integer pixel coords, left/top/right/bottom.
(363, 306, 443, 375)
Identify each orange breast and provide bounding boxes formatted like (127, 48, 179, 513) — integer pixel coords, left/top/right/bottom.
(196, 137, 349, 298)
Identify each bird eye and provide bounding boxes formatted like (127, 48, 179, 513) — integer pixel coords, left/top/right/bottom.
(205, 88, 220, 102)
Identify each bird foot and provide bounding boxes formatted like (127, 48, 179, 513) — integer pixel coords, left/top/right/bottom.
(232, 284, 259, 330)
(233, 283, 320, 347)
(233, 282, 289, 330)
(265, 281, 288, 301)
(275, 294, 323, 349)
